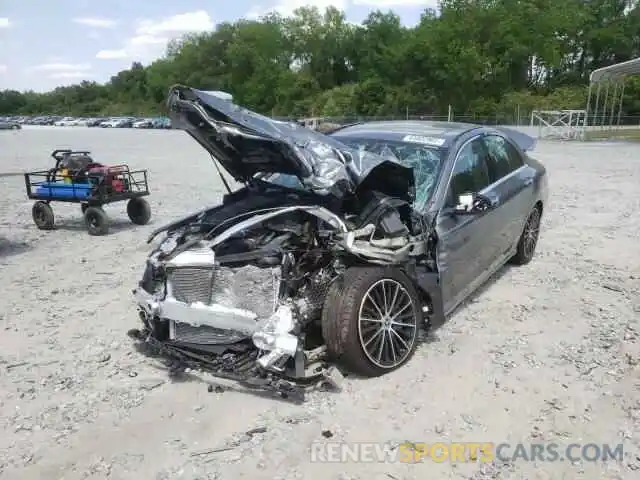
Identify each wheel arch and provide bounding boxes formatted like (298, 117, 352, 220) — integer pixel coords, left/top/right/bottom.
(408, 266, 446, 331)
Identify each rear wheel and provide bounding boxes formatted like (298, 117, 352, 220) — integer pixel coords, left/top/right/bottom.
(32, 201, 54, 230)
(511, 207, 541, 265)
(322, 267, 422, 377)
(84, 206, 109, 236)
(127, 198, 151, 225)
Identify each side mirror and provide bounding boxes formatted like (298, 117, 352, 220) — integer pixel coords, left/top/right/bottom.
(453, 192, 493, 214)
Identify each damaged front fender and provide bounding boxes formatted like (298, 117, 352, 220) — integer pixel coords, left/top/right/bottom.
(333, 223, 426, 265)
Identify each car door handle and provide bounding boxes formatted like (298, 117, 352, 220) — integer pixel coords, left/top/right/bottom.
(524, 178, 533, 186)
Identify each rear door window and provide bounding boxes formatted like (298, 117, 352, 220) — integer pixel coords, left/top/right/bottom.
(483, 135, 524, 183)
(502, 137, 524, 170)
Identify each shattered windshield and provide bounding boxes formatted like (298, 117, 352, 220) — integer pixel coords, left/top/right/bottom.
(261, 137, 444, 208)
(338, 138, 445, 208)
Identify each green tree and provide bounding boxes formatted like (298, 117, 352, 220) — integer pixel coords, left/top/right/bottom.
(2, 2, 640, 118)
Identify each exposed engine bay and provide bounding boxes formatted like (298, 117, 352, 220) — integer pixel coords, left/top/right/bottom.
(132, 183, 441, 399)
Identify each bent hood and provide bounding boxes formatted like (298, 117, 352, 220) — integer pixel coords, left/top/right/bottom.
(166, 85, 414, 199)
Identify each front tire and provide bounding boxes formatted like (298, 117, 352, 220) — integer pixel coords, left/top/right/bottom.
(32, 201, 54, 230)
(322, 267, 422, 377)
(84, 206, 109, 236)
(511, 207, 541, 265)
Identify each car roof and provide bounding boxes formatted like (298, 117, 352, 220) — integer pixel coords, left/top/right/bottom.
(328, 120, 483, 149)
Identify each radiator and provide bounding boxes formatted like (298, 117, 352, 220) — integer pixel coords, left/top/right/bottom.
(167, 266, 214, 305)
(170, 321, 246, 344)
(167, 263, 280, 319)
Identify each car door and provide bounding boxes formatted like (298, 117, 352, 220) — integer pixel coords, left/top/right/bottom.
(481, 134, 534, 262)
(436, 136, 496, 313)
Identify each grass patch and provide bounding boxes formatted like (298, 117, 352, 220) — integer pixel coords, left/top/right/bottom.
(584, 128, 640, 141)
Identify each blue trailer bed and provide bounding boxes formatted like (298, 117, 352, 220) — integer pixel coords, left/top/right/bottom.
(34, 181, 93, 200)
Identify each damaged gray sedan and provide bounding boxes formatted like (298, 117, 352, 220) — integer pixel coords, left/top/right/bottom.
(129, 86, 548, 399)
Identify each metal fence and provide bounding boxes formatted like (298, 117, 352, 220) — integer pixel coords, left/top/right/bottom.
(276, 113, 531, 126)
(276, 113, 640, 127)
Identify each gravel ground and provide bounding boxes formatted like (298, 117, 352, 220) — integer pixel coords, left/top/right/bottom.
(0, 127, 639, 480)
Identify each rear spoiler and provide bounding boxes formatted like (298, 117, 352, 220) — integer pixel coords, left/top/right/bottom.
(494, 127, 537, 152)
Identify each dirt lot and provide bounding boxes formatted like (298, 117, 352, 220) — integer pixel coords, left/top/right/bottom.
(0, 127, 638, 480)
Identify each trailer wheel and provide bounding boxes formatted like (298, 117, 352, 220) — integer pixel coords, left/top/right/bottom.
(84, 207, 109, 236)
(127, 198, 151, 225)
(32, 201, 55, 230)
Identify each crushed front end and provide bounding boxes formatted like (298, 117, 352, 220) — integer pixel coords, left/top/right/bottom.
(129, 85, 441, 399)
(130, 196, 434, 399)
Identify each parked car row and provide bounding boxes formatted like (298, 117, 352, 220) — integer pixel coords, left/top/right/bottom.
(0, 118, 22, 129)
(0, 115, 172, 129)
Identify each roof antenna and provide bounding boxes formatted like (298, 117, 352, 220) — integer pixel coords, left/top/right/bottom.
(210, 154, 232, 194)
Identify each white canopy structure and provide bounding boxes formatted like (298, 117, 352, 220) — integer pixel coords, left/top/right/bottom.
(589, 56, 640, 83)
(585, 56, 640, 131)
(531, 57, 640, 140)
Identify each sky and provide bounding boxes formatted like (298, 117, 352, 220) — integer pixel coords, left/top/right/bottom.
(0, 1, 434, 92)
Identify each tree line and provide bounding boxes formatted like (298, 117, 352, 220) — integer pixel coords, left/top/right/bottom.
(2, 0, 640, 121)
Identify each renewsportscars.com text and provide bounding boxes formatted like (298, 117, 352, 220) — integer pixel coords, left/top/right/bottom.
(310, 442, 624, 463)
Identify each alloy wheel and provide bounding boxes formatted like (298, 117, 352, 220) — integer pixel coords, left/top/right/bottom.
(523, 209, 541, 260)
(357, 279, 418, 369)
